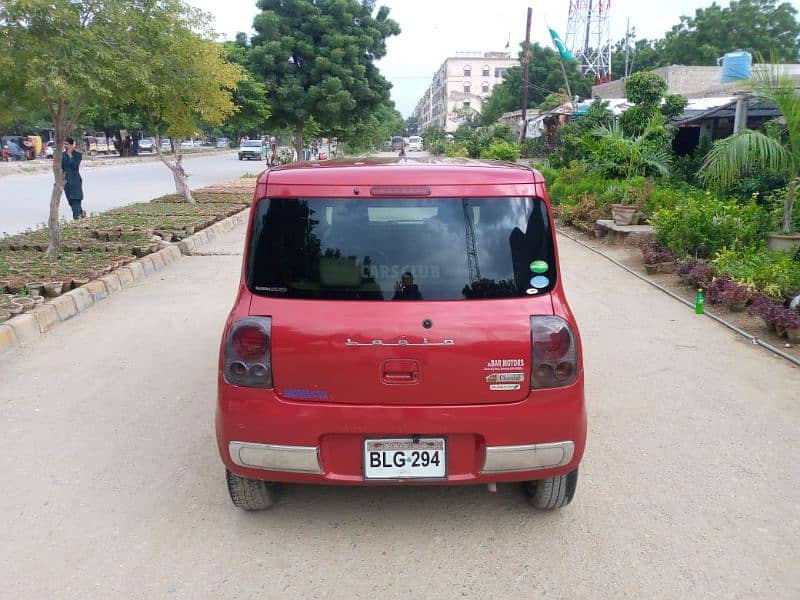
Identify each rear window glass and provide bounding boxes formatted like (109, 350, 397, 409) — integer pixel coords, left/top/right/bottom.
(247, 197, 556, 300)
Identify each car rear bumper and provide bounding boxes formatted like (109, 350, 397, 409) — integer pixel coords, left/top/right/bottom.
(217, 382, 586, 485)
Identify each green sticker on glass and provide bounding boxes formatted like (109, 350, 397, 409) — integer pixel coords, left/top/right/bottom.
(530, 260, 549, 273)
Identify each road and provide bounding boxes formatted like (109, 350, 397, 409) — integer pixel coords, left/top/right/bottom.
(1, 224, 798, 599)
(0, 151, 264, 236)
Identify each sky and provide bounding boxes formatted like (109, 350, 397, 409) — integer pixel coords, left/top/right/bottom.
(188, 0, 800, 117)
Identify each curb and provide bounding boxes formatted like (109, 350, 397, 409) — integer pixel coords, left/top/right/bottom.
(0, 207, 248, 358)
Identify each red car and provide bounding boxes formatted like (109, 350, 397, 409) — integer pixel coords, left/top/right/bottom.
(216, 158, 586, 510)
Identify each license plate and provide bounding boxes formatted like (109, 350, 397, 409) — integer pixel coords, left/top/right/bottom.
(363, 438, 446, 480)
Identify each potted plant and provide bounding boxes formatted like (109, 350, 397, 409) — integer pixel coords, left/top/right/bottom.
(641, 242, 659, 274)
(611, 198, 637, 226)
(748, 296, 779, 331)
(657, 247, 677, 274)
(718, 280, 750, 312)
(784, 309, 800, 343)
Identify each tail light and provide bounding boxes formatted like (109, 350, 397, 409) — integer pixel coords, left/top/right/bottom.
(531, 316, 579, 389)
(224, 317, 272, 388)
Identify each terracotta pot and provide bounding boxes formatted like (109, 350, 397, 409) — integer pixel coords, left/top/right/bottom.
(611, 204, 637, 226)
(659, 261, 675, 274)
(644, 263, 658, 275)
(13, 296, 34, 312)
(766, 232, 800, 254)
(729, 300, 746, 312)
(32, 295, 45, 306)
(4, 302, 23, 316)
(0, 280, 11, 292)
(787, 326, 800, 343)
(184, 225, 195, 235)
(86, 269, 100, 280)
(60, 276, 74, 291)
(26, 281, 46, 295)
(43, 281, 63, 297)
(72, 277, 90, 287)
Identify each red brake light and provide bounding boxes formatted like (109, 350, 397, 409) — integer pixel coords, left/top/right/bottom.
(233, 326, 269, 360)
(531, 316, 579, 389)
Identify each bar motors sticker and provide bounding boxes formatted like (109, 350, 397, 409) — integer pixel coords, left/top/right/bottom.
(484, 358, 525, 371)
(489, 383, 521, 391)
(486, 372, 525, 383)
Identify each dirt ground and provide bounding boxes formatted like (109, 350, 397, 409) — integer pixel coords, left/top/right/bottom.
(557, 225, 800, 363)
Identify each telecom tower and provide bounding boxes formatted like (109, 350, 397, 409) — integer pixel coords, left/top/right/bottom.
(565, 0, 612, 82)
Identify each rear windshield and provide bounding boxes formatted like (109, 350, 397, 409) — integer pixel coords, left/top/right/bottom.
(409, 136, 422, 143)
(247, 197, 556, 301)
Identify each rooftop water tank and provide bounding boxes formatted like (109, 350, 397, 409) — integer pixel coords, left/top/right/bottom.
(719, 50, 752, 84)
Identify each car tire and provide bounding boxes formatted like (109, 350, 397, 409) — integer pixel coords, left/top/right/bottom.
(238, 156, 243, 161)
(225, 470, 275, 511)
(524, 468, 578, 510)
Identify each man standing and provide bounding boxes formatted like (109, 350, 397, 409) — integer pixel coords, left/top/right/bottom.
(62, 137, 84, 219)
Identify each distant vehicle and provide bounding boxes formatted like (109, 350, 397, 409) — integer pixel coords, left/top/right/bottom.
(390, 136, 404, 151)
(180, 139, 194, 150)
(138, 138, 155, 153)
(45, 140, 55, 159)
(193, 140, 205, 147)
(407, 136, 423, 152)
(239, 139, 267, 161)
(217, 137, 230, 148)
(160, 138, 172, 150)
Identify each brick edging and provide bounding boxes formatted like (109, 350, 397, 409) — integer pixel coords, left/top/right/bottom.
(0, 207, 249, 356)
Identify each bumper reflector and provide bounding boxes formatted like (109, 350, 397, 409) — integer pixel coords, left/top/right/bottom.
(229, 441, 322, 474)
(481, 441, 574, 474)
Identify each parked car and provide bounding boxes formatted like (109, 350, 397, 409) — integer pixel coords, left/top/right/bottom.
(138, 138, 154, 153)
(193, 139, 205, 147)
(390, 136, 404, 151)
(238, 139, 266, 161)
(44, 140, 55, 159)
(179, 139, 194, 150)
(217, 137, 230, 148)
(407, 135, 423, 152)
(217, 158, 586, 511)
(160, 138, 173, 151)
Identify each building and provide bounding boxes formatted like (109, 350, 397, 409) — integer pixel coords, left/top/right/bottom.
(591, 64, 800, 99)
(414, 52, 519, 133)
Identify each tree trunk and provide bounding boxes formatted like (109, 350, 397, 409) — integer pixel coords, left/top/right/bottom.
(294, 123, 304, 163)
(783, 178, 796, 233)
(45, 121, 66, 258)
(155, 134, 194, 203)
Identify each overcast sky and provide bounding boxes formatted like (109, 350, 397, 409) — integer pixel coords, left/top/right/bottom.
(189, 0, 800, 117)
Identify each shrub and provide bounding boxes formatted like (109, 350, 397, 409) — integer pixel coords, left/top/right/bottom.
(651, 195, 768, 258)
(712, 247, 800, 299)
(687, 262, 717, 289)
(445, 143, 469, 158)
(480, 141, 520, 162)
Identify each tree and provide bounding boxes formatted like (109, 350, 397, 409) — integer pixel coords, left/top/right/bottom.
(585, 113, 672, 179)
(132, 2, 244, 202)
(0, 0, 147, 256)
(619, 72, 685, 138)
(404, 116, 418, 135)
(220, 38, 271, 140)
(661, 0, 800, 65)
(335, 102, 403, 153)
(248, 0, 400, 159)
(700, 67, 800, 234)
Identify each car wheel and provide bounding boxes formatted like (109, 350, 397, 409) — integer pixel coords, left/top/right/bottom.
(238, 155, 243, 161)
(524, 468, 578, 510)
(225, 470, 275, 511)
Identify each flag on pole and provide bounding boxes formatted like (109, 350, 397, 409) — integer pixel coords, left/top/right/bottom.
(549, 28, 574, 62)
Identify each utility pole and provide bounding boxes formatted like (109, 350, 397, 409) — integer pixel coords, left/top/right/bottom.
(624, 18, 631, 78)
(519, 7, 532, 143)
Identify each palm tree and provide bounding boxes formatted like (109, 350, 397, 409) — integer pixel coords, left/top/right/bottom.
(699, 67, 799, 235)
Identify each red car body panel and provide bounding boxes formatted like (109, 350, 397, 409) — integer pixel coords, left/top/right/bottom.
(217, 158, 585, 486)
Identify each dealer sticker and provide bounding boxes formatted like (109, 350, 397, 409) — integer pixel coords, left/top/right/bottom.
(489, 383, 521, 391)
(486, 372, 525, 383)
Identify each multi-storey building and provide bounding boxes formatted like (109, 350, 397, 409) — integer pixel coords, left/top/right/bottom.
(413, 52, 519, 133)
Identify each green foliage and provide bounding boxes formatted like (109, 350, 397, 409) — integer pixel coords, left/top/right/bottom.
(551, 98, 614, 165)
(220, 39, 271, 137)
(672, 135, 713, 185)
(445, 143, 469, 158)
(662, 0, 800, 66)
(480, 141, 520, 162)
(539, 92, 569, 112)
(661, 94, 688, 119)
(651, 195, 769, 258)
(248, 0, 400, 153)
(585, 113, 672, 179)
(712, 247, 800, 298)
(336, 102, 404, 153)
(625, 71, 668, 106)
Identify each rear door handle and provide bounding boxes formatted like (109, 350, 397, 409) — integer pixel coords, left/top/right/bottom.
(382, 360, 421, 385)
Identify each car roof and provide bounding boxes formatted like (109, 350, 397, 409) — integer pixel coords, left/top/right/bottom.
(260, 157, 541, 186)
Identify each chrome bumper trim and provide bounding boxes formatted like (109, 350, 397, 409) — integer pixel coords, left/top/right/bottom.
(229, 441, 322, 474)
(481, 441, 575, 474)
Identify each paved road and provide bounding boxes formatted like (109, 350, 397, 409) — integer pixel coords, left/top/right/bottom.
(1, 225, 798, 598)
(0, 151, 264, 236)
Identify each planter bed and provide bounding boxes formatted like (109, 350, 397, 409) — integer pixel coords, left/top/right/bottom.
(0, 180, 255, 303)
